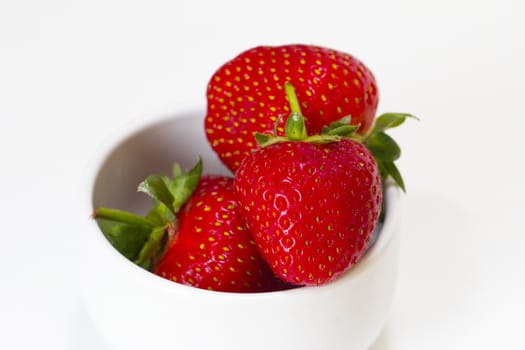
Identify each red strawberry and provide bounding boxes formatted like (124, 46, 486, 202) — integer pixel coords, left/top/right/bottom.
(155, 175, 281, 292)
(205, 44, 379, 172)
(234, 84, 384, 286)
(235, 141, 383, 286)
(93, 160, 287, 293)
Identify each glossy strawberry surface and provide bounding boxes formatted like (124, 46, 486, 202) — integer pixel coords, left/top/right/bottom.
(234, 139, 382, 286)
(155, 175, 280, 292)
(206, 44, 379, 172)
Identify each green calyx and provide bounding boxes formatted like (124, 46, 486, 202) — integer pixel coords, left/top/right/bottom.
(92, 158, 203, 270)
(255, 82, 418, 192)
(321, 112, 418, 192)
(363, 113, 418, 192)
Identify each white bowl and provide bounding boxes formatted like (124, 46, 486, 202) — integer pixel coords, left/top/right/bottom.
(82, 103, 402, 350)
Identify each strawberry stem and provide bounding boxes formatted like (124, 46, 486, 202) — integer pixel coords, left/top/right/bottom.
(93, 207, 156, 228)
(284, 82, 303, 115)
(284, 82, 308, 141)
(257, 82, 342, 147)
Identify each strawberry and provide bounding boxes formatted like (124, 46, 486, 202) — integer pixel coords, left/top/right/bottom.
(234, 83, 411, 286)
(155, 175, 282, 292)
(93, 159, 286, 292)
(205, 44, 379, 172)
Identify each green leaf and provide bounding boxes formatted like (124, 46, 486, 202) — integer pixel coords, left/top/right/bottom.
(134, 226, 170, 271)
(98, 221, 152, 261)
(172, 163, 183, 178)
(376, 159, 388, 180)
(167, 158, 203, 212)
(382, 160, 406, 192)
(138, 158, 203, 214)
(320, 115, 363, 139)
(138, 175, 176, 213)
(365, 131, 401, 162)
(326, 124, 359, 136)
(322, 116, 351, 134)
(255, 132, 272, 146)
(373, 113, 417, 132)
(329, 115, 352, 128)
(145, 203, 172, 226)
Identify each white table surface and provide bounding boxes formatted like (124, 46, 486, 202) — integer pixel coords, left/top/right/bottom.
(1, 1, 524, 349)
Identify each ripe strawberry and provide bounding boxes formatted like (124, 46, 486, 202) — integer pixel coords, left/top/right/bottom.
(155, 175, 282, 292)
(93, 160, 286, 292)
(234, 84, 385, 286)
(205, 44, 379, 172)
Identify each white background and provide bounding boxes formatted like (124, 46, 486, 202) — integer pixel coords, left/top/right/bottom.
(1, 0, 524, 349)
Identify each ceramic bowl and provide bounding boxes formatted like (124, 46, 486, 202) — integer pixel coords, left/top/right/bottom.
(82, 103, 402, 350)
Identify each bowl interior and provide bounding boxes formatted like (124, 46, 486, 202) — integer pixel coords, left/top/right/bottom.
(92, 108, 230, 215)
(89, 106, 399, 290)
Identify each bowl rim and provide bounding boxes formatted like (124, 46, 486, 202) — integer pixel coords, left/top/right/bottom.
(83, 103, 402, 300)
